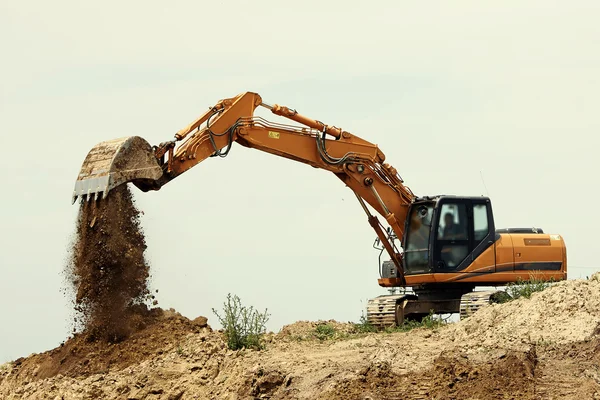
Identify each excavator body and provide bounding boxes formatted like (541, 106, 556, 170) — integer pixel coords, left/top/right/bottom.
(366, 196, 566, 327)
(71, 91, 566, 329)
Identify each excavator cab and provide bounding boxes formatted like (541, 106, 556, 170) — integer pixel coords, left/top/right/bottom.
(402, 196, 496, 275)
(370, 195, 565, 328)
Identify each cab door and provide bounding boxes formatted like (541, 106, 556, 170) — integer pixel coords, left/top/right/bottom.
(433, 200, 470, 270)
(467, 200, 497, 273)
(432, 198, 496, 272)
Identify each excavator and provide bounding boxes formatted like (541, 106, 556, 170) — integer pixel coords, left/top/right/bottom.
(71, 91, 567, 328)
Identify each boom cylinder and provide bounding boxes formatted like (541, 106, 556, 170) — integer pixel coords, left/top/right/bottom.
(268, 104, 343, 139)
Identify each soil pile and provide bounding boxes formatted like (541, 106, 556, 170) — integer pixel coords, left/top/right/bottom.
(66, 184, 155, 342)
(3, 317, 598, 399)
(5, 309, 210, 381)
(2, 267, 600, 398)
(442, 275, 600, 349)
(277, 320, 359, 341)
(322, 348, 539, 400)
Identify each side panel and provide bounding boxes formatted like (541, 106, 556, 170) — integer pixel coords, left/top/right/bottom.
(495, 234, 515, 272)
(510, 233, 566, 274)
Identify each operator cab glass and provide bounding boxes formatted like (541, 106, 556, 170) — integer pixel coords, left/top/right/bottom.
(403, 203, 434, 273)
(436, 203, 469, 268)
(402, 197, 495, 274)
(433, 198, 495, 272)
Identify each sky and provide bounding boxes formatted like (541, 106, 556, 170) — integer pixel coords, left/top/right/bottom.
(1, 0, 599, 363)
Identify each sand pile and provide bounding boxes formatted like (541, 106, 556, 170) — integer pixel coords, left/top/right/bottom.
(3, 309, 210, 383)
(66, 184, 156, 342)
(322, 348, 540, 400)
(3, 224, 600, 400)
(277, 320, 359, 341)
(442, 277, 600, 349)
(2, 274, 600, 399)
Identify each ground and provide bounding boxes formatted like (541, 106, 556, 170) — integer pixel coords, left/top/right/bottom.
(1, 275, 599, 399)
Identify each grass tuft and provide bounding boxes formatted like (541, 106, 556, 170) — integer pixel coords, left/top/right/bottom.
(385, 311, 446, 333)
(499, 273, 555, 302)
(352, 313, 378, 334)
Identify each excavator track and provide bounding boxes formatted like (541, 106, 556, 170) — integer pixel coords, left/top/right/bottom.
(366, 294, 407, 328)
(459, 290, 508, 319)
(367, 289, 509, 327)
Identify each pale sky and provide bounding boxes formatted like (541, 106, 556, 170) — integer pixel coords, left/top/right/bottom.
(1, 1, 599, 363)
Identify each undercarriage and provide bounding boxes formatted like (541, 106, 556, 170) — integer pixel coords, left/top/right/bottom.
(366, 284, 509, 328)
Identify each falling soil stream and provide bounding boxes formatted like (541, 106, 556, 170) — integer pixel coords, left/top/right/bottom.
(66, 184, 155, 342)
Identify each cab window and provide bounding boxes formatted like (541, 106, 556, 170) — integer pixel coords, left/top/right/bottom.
(473, 204, 489, 244)
(435, 203, 469, 270)
(437, 204, 468, 240)
(433, 200, 493, 272)
(404, 204, 433, 273)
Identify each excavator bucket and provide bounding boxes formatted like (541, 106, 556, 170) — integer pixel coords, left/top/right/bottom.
(72, 136, 164, 204)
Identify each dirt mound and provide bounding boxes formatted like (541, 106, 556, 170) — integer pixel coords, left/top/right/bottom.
(320, 347, 538, 400)
(3, 246, 600, 400)
(442, 277, 600, 349)
(66, 184, 155, 342)
(2, 305, 600, 399)
(277, 320, 357, 340)
(7, 308, 210, 382)
(431, 348, 537, 399)
(554, 329, 600, 364)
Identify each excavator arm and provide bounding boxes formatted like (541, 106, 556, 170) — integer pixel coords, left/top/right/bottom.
(72, 92, 415, 284)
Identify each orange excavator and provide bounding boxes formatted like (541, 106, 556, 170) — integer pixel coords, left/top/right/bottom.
(72, 92, 567, 327)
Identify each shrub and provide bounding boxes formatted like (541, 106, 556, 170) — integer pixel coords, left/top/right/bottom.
(352, 313, 378, 334)
(315, 323, 337, 340)
(387, 311, 446, 333)
(212, 293, 270, 350)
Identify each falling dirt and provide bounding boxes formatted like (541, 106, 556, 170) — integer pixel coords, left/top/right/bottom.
(66, 184, 155, 343)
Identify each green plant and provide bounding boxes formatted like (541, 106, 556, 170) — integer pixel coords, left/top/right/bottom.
(352, 313, 378, 334)
(315, 323, 337, 340)
(212, 293, 270, 350)
(386, 311, 446, 333)
(504, 273, 554, 301)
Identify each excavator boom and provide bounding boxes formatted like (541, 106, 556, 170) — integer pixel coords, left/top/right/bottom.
(72, 90, 566, 328)
(72, 92, 415, 283)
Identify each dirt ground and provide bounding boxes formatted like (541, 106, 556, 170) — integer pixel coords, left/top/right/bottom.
(1, 274, 599, 399)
